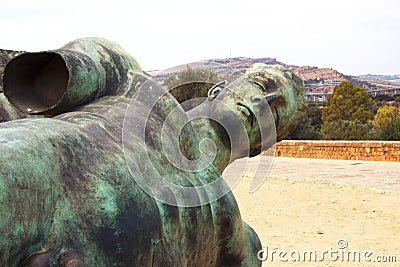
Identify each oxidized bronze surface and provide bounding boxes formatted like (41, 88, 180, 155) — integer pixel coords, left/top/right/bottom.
(0, 38, 304, 266)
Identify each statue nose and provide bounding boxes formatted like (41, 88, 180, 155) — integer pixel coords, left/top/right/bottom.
(250, 96, 263, 105)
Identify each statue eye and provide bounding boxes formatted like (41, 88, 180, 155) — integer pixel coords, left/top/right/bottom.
(208, 80, 226, 100)
(253, 80, 265, 91)
(252, 79, 269, 98)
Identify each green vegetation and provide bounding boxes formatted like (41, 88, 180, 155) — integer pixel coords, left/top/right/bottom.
(164, 70, 400, 141)
(163, 65, 222, 104)
(373, 94, 395, 102)
(289, 81, 400, 141)
(370, 106, 400, 140)
(322, 81, 375, 124)
(321, 120, 373, 140)
(286, 102, 322, 140)
(163, 65, 221, 89)
(320, 81, 376, 140)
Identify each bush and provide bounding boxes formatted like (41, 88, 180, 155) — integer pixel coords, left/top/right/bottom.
(321, 120, 373, 140)
(286, 102, 323, 140)
(322, 81, 375, 124)
(372, 106, 400, 140)
(163, 66, 223, 109)
(373, 94, 395, 102)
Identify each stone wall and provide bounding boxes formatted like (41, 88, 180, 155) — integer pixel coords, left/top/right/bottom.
(263, 140, 400, 162)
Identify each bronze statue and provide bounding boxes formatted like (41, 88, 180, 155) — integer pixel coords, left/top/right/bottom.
(0, 38, 305, 266)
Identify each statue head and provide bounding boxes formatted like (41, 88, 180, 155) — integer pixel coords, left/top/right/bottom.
(205, 64, 305, 158)
(245, 64, 306, 141)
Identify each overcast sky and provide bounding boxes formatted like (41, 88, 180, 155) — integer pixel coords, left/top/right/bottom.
(1, 0, 399, 75)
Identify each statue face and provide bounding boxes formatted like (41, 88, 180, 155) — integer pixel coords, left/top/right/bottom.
(207, 64, 305, 156)
(245, 64, 306, 141)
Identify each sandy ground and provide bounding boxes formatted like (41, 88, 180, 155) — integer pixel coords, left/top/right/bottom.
(229, 157, 400, 266)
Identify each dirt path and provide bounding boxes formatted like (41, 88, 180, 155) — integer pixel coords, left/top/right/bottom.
(229, 157, 400, 266)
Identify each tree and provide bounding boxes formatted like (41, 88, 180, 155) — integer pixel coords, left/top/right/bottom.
(307, 102, 323, 130)
(321, 81, 376, 140)
(321, 120, 373, 140)
(373, 94, 395, 102)
(371, 106, 400, 140)
(163, 65, 221, 89)
(286, 102, 322, 140)
(163, 66, 222, 106)
(322, 81, 375, 124)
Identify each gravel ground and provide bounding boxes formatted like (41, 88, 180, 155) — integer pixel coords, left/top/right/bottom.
(228, 157, 400, 266)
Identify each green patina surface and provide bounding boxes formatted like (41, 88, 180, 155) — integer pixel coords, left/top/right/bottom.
(0, 38, 305, 266)
(0, 93, 25, 122)
(0, 49, 24, 91)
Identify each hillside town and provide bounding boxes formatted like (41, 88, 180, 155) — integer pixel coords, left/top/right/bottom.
(147, 57, 400, 103)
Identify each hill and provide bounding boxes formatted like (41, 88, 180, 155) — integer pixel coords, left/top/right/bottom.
(1, 50, 399, 100)
(148, 58, 400, 101)
(358, 74, 400, 84)
(146, 57, 285, 81)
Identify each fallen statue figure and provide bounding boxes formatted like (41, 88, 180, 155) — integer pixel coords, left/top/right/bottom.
(0, 38, 305, 266)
